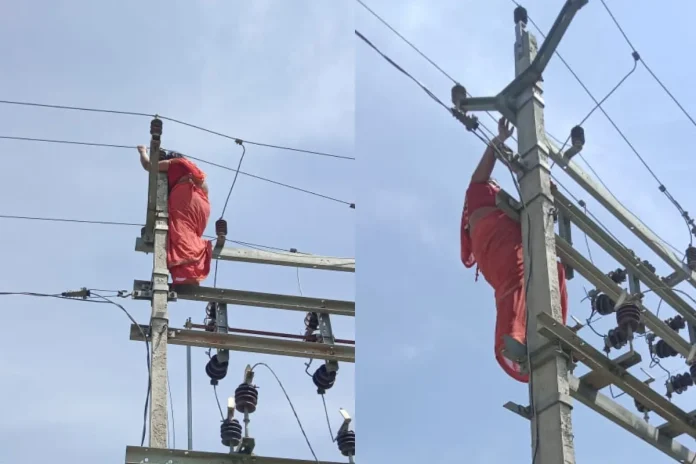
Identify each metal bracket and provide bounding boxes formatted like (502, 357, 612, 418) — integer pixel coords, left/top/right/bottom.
(318, 313, 339, 373)
(535, 392, 574, 416)
(132, 279, 178, 301)
(501, 335, 574, 375)
(557, 211, 574, 280)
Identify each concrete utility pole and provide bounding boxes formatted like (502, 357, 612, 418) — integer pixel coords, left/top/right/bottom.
(513, 12, 575, 464)
(148, 117, 170, 448)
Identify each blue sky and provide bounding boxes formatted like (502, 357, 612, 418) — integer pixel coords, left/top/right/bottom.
(0, 1, 354, 462)
(357, 0, 696, 463)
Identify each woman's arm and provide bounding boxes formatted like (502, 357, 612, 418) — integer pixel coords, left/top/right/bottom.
(470, 138, 499, 183)
(470, 117, 514, 183)
(137, 146, 170, 172)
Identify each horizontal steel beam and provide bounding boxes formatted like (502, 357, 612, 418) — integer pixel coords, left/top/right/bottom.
(125, 446, 346, 464)
(132, 280, 355, 317)
(496, 189, 692, 359)
(509, 373, 696, 462)
(135, 237, 355, 273)
(659, 409, 696, 439)
(545, 136, 696, 292)
(553, 187, 696, 327)
(129, 325, 355, 363)
(536, 311, 696, 440)
(579, 350, 642, 391)
(172, 284, 355, 317)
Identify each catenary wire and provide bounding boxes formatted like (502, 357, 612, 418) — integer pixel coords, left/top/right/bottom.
(251, 363, 319, 463)
(0, 99, 353, 160)
(0, 135, 353, 207)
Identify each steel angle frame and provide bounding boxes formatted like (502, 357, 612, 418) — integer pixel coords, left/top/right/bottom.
(496, 189, 692, 359)
(129, 324, 355, 363)
(135, 237, 355, 273)
(659, 409, 696, 439)
(553, 187, 696, 327)
(132, 280, 355, 317)
(508, 372, 696, 462)
(125, 446, 346, 464)
(536, 311, 696, 439)
(545, 138, 696, 291)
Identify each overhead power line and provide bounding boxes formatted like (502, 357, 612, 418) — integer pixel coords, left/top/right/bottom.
(0, 99, 354, 161)
(0, 213, 327, 257)
(354, 22, 687, 259)
(506, 0, 695, 244)
(0, 135, 353, 207)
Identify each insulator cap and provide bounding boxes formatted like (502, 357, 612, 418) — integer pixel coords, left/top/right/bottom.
(150, 118, 163, 136)
(654, 339, 678, 358)
(570, 125, 585, 147)
(215, 218, 228, 237)
(687, 246, 696, 271)
(312, 364, 337, 394)
(205, 354, 229, 384)
(616, 302, 641, 333)
(235, 382, 259, 414)
(514, 6, 528, 25)
(336, 429, 356, 457)
(592, 293, 615, 316)
(665, 315, 686, 332)
(305, 312, 319, 331)
(221, 418, 243, 447)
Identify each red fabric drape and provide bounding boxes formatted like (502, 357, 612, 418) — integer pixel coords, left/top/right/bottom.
(166, 158, 212, 284)
(462, 182, 568, 383)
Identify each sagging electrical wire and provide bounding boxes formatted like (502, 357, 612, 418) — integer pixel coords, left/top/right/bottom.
(0, 290, 153, 447)
(0, 99, 353, 160)
(557, 53, 639, 153)
(250, 362, 319, 463)
(0, 135, 353, 207)
(0, 213, 340, 259)
(167, 370, 176, 450)
(213, 140, 247, 288)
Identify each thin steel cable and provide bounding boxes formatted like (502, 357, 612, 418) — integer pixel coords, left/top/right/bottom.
(1, 212, 346, 260)
(321, 394, 336, 442)
(251, 362, 319, 463)
(0, 99, 352, 160)
(355, 30, 451, 111)
(599, 0, 696, 129)
(220, 143, 248, 218)
(0, 135, 352, 206)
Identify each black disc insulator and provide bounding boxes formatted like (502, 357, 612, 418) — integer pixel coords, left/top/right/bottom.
(305, 312, 319, 331)
(336, 429, 356, 457)
(608, 269, 627, 284)
(150, 118, 163, 136)
(635, 399, 649, 413)
(654, 339, 678, 358)
(665, 315, 686, 332)
(616, 303, 641, 333)
(215, 218, 228, 237)
(235, 382, 259, 414)
(606, 328, 628, 351)
(513, 6, 528, 25)
(312, 364, 337, 394)
(205, 355, 229, 384)
(451, 84, 467, 109)
(593, 293, 616, 316)
(220, 418, 243, 447)
(669, 372, 693, 395)
(570, 125, 585, 147)
(687, 246, 696, 271)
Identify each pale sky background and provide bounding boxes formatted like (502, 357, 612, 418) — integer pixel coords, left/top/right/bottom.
(357, 0, 696, 463)
(0, 1, 354, 462)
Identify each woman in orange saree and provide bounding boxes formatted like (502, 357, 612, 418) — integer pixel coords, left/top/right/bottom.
(460, 119, 568, 383)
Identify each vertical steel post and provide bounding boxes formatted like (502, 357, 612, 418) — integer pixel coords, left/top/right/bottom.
(513, 11, 576, 464)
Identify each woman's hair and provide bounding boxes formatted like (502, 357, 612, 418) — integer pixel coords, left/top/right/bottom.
(160, 150, 184, 161)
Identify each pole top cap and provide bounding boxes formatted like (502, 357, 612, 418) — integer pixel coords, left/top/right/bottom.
(514, 6, 528, 25)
